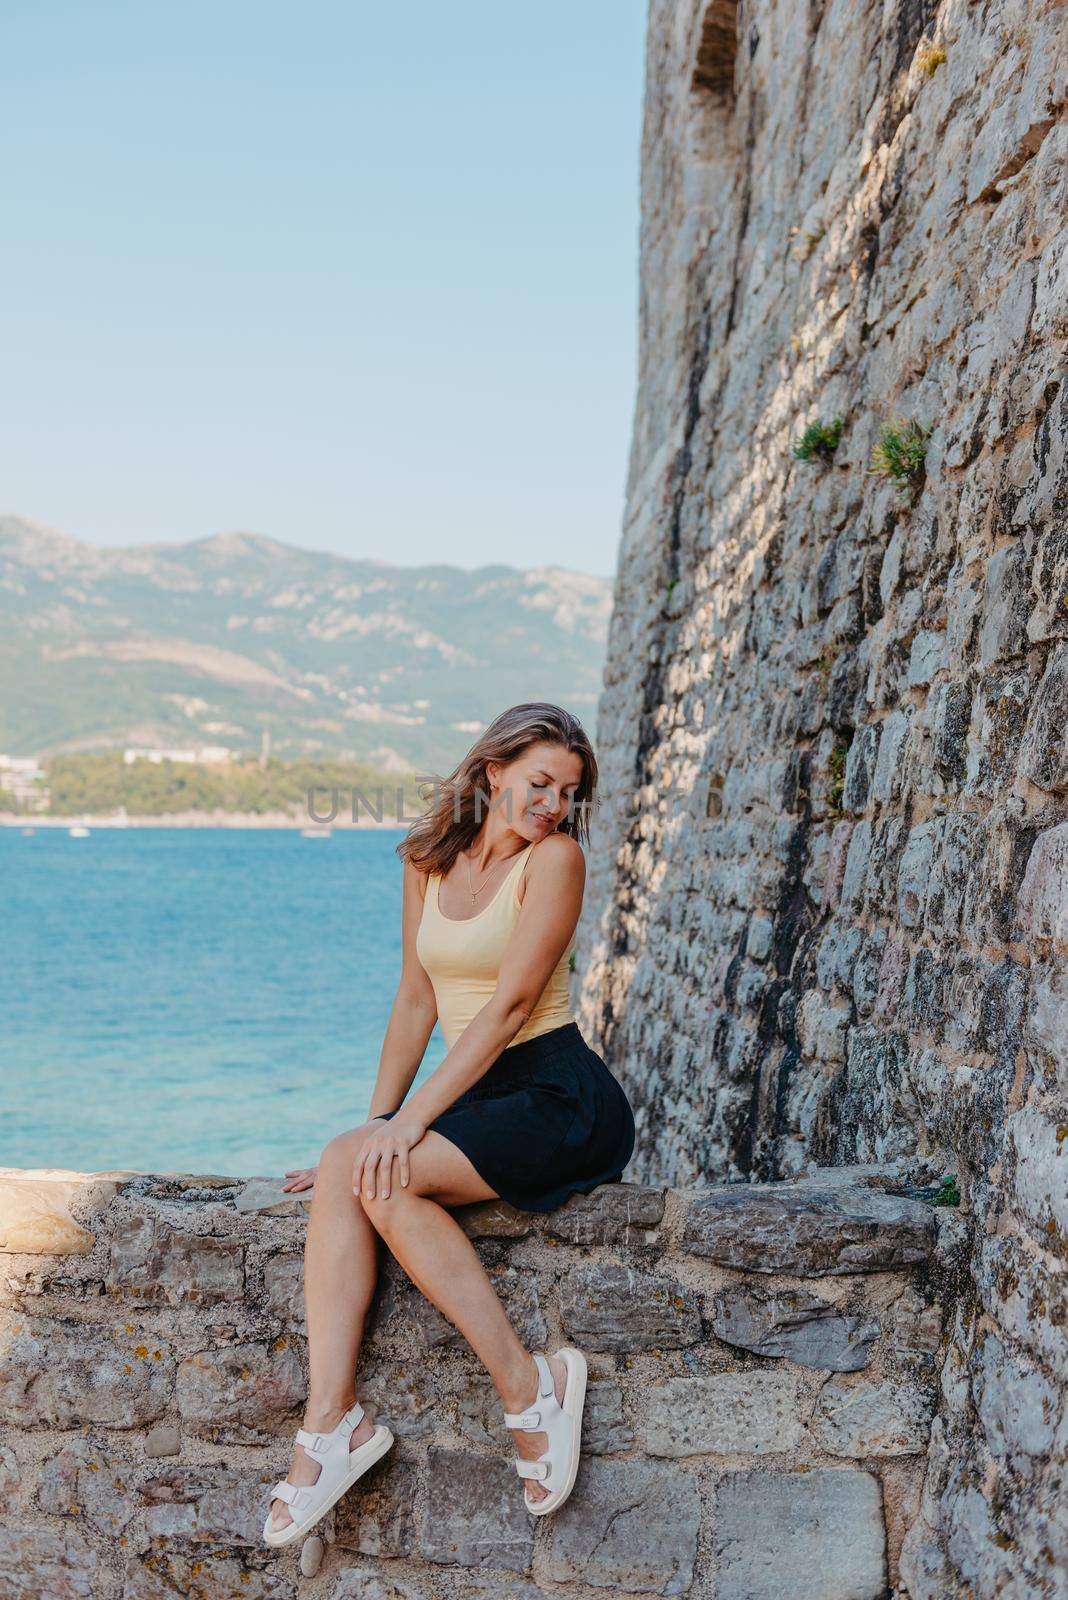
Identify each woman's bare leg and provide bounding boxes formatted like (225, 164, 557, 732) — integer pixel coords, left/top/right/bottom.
(269, 1121, 381, 1531)
(361, 1132, 566, 1503)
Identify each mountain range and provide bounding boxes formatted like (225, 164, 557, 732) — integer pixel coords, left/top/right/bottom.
(0, 516, 613, 772)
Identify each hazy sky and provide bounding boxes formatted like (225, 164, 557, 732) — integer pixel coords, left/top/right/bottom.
(1, 1, 645, 576)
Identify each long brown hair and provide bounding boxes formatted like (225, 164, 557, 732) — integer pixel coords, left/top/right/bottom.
(398, 702, 598, 876)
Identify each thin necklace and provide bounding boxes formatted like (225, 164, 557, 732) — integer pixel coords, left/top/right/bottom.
(462, 839, 525, 905)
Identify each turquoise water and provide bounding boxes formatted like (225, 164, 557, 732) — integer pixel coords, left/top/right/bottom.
(0, 827, 445, 1177)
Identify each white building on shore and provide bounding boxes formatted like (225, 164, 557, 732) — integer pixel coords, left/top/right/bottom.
(0, 754, 49, 811)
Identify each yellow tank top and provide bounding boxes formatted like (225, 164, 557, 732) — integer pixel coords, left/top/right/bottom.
(415, 840, 576, 1052)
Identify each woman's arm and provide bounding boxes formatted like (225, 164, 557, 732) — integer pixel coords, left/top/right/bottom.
(406, 833, 584, 1122)
(366, 858, 439, 1119)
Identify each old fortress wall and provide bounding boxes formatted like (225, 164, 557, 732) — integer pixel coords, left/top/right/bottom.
(575, 0, 1066, 1594)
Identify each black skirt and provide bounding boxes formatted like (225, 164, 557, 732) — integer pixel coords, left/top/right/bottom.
(377, 1021, 635, 1212)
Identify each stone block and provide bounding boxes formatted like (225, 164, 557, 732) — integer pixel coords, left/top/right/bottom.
(234, 1178, 310, 1216)
(1025, 961, 1068, 1086)
(746, 915, 774, 960)
(335, 1456, 416, 1556)
(359, 1363, 437, 1441)
(0, 1320, 174, 1429)
(871, 710, 911, 803)
(812, 1376, 933, 1456)
(840, 819, 872, 913)
(418, 1447, 533, 1572)
(176, 1341, 304, 1442)
(0, 1446, 19, 1510)
(969, 670, 1030, 795)
(714, 1468, 886, 1600)
(1006, 1105, 1068, 1238)
(141, 1465, 275, 1544)
(263, 1251, 305, 1334)
(455, 1199, 532, 1238)
(980, 1232, 1068, 1381)
(975, 1332, 1062, 1461)
(462, 1579, 560, 1600)
(681, 1183, 935, 1276)
(820, 822, 854, 914)
(645, 1371, 805, 1456)
(1020, 643, 1068, 792)
(107, 1216, 245, 1305)
(559, 1262, 702, 1352)
(329, 1568, 439, 1600)
(0, 1170, 123, 1254)
(931, 680, 972, 786)
(0, 1524, 99, 1600)
(582, 1381, 634, 1455)
(1017, 819, 1068, 949)
(852, 928, 887, 1017)
(896, 821, 937, 930)
(796, 989, 850, 1065)
(544, 1182, 665, 1245)
(712, 1287, 880, 1371)
(842, 724, 879, 814)
(122, 1550, 294, 1599)
(416, 1265, 546, 1352)
(907, 629, 946, 687)
(549, 1457, 701, 1594)
(37, 1436, 139, 1533)
(978, 542, 1030, 668)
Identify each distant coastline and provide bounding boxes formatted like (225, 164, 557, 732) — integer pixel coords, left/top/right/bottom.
(0, 811, 411, 830)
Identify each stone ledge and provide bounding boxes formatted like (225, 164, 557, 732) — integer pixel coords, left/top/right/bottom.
(0, 1163, 953, 1598)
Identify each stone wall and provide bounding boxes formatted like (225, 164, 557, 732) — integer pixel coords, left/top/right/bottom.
(574, 2, 1067, 1594)
(0, 1164, 958, 1599)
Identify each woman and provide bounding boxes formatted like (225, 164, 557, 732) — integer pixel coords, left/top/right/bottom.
(263, 702, 636, 1548)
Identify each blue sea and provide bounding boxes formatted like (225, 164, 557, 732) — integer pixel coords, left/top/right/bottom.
(0, 827, 446, 1177)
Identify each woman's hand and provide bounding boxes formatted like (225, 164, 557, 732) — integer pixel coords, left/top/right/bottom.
(279, 1114, 391, 1195)
(354, 1118, 427, 1200)
(281, 1166, 317, 1193)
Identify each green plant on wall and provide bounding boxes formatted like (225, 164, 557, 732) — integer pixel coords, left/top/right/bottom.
(793, 416, 844, 463)
(826, 740, 850, 815)
(870, 416, 932, 500)
(916, 41, 947, 76)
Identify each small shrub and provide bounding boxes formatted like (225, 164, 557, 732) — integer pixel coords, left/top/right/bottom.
(916, 41, 947, 76)
(930, 1175, 961, 1206)
(890, 1173, 961, 1205)
(826, 741, 850, 814)
(568, 951, 576, 973)
(870, 416, 932, 499)
(793, 416, 844, 462)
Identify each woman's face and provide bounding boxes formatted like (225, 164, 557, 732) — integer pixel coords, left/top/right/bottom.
(487, 741, 586, 841)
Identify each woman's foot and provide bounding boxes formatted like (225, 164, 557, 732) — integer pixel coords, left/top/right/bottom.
(503, 1353, 567, 1505)
(268, 1402, 376, 1532)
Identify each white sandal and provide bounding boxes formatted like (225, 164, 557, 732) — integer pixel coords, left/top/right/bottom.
(503, 1347, 587, 1517)
(262, 1400, 394, 1548)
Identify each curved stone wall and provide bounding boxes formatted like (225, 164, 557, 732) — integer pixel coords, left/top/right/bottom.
(0, 1164, 953, 1599)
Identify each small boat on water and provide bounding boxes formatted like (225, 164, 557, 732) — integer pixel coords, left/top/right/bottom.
(20, 826, 35, 836)
(68, 825, 91, 838)
(300, 825, 332, 839)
